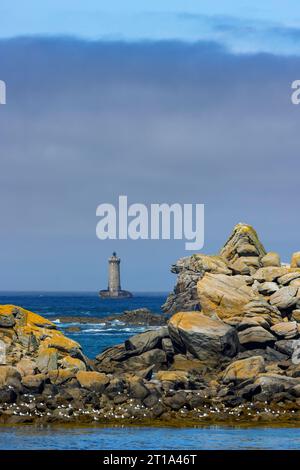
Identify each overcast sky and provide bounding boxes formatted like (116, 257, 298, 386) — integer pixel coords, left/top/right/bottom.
(0, 2, 300, 292)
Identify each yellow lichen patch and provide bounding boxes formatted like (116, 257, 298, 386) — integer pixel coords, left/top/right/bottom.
(26, 310, 56, 329)
(76, 371, 109, 390)
(61, 356, 86, 372)
(42, 331, 81, 353)
(0, 304, 55, 329)
(156, 370, 188, 382)
(169, 311, 222, 331)
(0, 305, 16, 317)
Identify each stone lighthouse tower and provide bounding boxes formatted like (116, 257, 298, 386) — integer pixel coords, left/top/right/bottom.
(108, 252, 121, 294)
(99, 252, 133, 299)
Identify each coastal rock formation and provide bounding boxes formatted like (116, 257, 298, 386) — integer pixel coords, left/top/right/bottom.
(3, 223, 300, 426)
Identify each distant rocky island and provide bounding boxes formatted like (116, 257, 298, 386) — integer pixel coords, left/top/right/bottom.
(60, 308, 167, 330)
(2, 222, 300, 426)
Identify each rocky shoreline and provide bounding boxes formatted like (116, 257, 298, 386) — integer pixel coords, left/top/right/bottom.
(2, 223, 300, 426)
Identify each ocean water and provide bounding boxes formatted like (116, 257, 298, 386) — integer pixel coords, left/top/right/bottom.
(0, 425, 299, 450)
(0, 292, 166, 358)
(0, 292, 299, 450)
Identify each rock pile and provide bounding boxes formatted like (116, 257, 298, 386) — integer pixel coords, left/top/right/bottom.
(2, 223, 300, 425)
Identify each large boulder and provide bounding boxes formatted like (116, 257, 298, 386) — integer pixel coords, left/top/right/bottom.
(197, 272, 257, 321)
(168, 312, 239, 362)
(76, 371, 109, 392)
(125, 327, 169, 353)
(223, 356, 265, 383)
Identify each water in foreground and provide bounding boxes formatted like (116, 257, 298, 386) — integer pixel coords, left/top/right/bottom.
(0, 425, 298, 450)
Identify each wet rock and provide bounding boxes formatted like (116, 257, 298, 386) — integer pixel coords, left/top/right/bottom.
(168, 312, 239, 362)
(143, 390, 161, 408)
(239, 383, 262, 399)
(163, 391, 188, 410)
(104, 378, 125, 399)
(0, 387, 17, 403)
(127, 377, 149, 400)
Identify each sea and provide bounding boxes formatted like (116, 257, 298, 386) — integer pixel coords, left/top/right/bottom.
(0, 292, 298, 450)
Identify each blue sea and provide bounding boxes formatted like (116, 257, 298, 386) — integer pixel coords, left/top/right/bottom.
(0, 292, 299, 450)
(0, 291, 167, 358)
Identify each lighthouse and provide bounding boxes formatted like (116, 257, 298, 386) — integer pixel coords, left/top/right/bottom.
(99, 252, 133, 299)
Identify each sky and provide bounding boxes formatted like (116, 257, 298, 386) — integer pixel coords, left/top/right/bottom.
(1, 1, 300, 54)
(0, 2, 300, 292)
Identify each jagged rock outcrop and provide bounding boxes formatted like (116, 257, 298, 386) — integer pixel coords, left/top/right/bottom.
(219, 223, 266, 264)
(162, 222, 267, 314)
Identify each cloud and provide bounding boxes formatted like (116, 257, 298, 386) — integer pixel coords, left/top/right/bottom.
(175, 13, 300, 54)
(0, 38, 299, 290)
